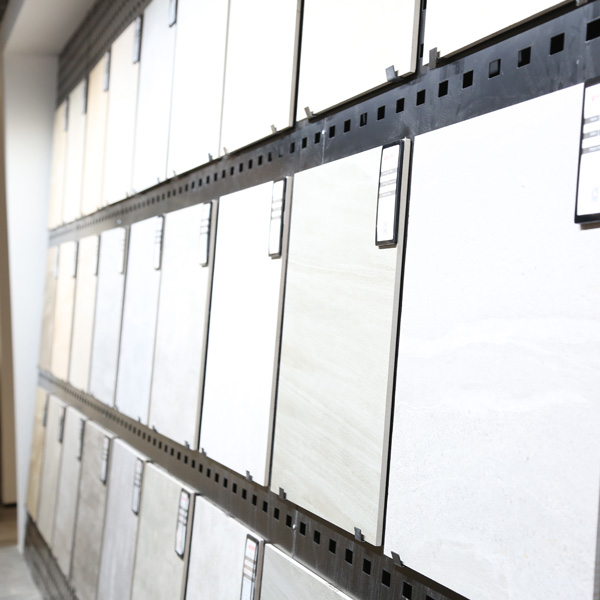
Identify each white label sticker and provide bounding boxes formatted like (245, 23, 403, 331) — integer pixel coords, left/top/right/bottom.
(577, 82, 600, 221)
(131, 458, 144, 515)
(133, 16, 143, 64)
(268, 180, 286, 258)
(175, 490, 190, 558)
(199, 202, 212, 267)
(76, 418, 85, 460)
(240, 536, 259, 600)
(100, 436, 110, 484)
(376, 144, 401, 246)
(153, 216, 165, 270)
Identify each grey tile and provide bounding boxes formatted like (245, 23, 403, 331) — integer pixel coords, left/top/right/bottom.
(0, 547, 42, 600)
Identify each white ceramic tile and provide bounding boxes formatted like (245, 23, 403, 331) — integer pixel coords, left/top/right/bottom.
(70, 422, 115, 600)
(167, 0, 228, 175)
(50, 242, 77, 381)
(186, 497, 263, 600)
(384, 85, 600, 600)
(103, 21, 140, 205)
(115, 217, 162, 422)
(52, 407, 87, 577)
(424, 0, 567, 59)
(26, 389, 47, 523)
(81, 54, 109, 215)
(36, 396, 65, 545)
(69, 236, 99, 391)
(62, 80, 86, 223)
(97, 440, 148, 600)
(89, 227, 127, 406)
(39, 247, 58, 372)
(131, 0, 176, 192)
(261, 546, 352, 600)
(201, 183, 284, 485)
(270, 149, 399, 545)
(48, 102, 67, 229)
(297, 0, 419, 119)
(149, 204, 212, 447)
(131, 464, 195, 600)
(220, 0, 297, 152)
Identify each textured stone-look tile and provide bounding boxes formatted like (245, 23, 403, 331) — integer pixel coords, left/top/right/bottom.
(131, 464, 195, 600)
(70, 422, 115, 600)
(131, 0, 176, 193)
(385, 85, 600, 600)
(39, 248, 58, 373)
(271, 149, 399, 544)
(115, 217, 161, 423)
(201, 183, 284, 484)
(103, 21, 140, 205)
(69, 235, 99, 391)
(52, 407, 86, 577)
(89, 227, 126, 406)
(50, 241, 77, 381)
(48, 101, 67, 229)
(36, 396, 65, 545)
(186, 497, 262, 599)
(81, 53, 109, 215)
(149, 204, 212, 448)
(26, 389, 47, 523)
(297, 0, 419, 119)
(220, 0, 297, 152)
(261, 546, 351, 600)
(97, 441, 148, 600)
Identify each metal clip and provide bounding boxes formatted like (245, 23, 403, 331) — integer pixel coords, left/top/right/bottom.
(72, 242, 79, 278)
(168, 0, 178, 27)
(268, 179, 286, 258)
(428, 47, 439, 70)
(199, 203, 212, 267)
(354, 527, 364, 542)
(153, 215, 165, 271)
(133, 16, 143, 64)
(391, 551, 405, 568)
(103, 50, 111, 92)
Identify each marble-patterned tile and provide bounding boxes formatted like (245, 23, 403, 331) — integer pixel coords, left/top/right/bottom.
(131, 0, 176, 192)
(48, 101, 67, 229)
(70, 422, 115, 600)
(384, 85, 600, 600)
(69, 235, 99, 392)
(50, 242, 77, 381)
(102, 21, 140, 205)
(270, 149, 400, 545)
(81, 53, 109, 215)
(97, 440, 148, 600)
(167, 0, 228, 175)
(115, 217, 162, 423)
(89, 227, 127, 406)
(149, 204, 212, 448)
(201, 183, 285, 484)
(38, 247, 58, 373)
(261, 546, 351, 600)
(25, 389, 47, 523)
(186, 497, 263, 600)
(62, 80, 86, 223)
(297, 0, 419, 119)
(52, 407, 87, 577)
(220, 0, 297, 152)
(131, 464, 195, 600)
(35, 396, 65, 545)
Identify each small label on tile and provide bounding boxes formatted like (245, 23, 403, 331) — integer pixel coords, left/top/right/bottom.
(239, 535, 259, 600)
(376, 143, 402, 246)
(58, 407, 66, 443)
(174, 489, 190, 558)
(268, 180, 286, 258)
(168, 0, 178, 26)
(153, 216, 165, 271)
(77, 418, 85, 460)
(103, 51, 111, 92)
(133, 16, 143, 64)
(199, 202, 212, 267)
(100, 436, 111, 484)
(42, 394, 49, 427)
(131, 458, 144, 515)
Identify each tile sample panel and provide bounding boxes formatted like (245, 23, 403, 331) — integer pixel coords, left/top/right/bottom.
(201, 183, 284, 484)
(39, 247, 58, 372)
(97, 441, 148, 600)
(63, 80, 86, 223)
(186, 497, 263, 600)
(131, 464, 195, 600)
(70, 422, 115, 600)
(167, 0, 228, 175)
(220, 0, 297, 152)
(270, 149, 399, 544)
(48, 101, 67, 229)
(81, 54, 109, 215)
(103, 20, 141, 205)
(69, 235, 99, 391)
(36, 396, 65, 544)
(385, 85, 600, 600)
(297, 0, 419, 118)
(26, 389, 47, 522)
(52, 407, 87, 577)
(132, 0, 176, 192)
(89, 227, 127, 406)
(50, 241, 78, 381)
(115, 217, 162, 422)
(149, 204, 212, 447)
(261, 546, 352, 600)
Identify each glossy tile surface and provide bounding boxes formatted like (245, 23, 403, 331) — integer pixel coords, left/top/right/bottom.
(25, 389, 47, 523)
(149, 205, 212, 447)
(385, 85, 600, 600)
(220, 0, 297, 152)
(297, 0, 419, 118)
(69, 236, 99, 391)
(115, 217, 162, 422)
(271, 149, 398, 544)
(201, 184, 283, 484)
(89, 227, 127, 406)
(39, 247, 58, 372)
(48, 102, 67, 229)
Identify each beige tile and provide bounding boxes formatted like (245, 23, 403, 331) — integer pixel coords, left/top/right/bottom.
(25, 389, 47, 523)
(48, 102, 67, 229)
(39, 247, 58, 373)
